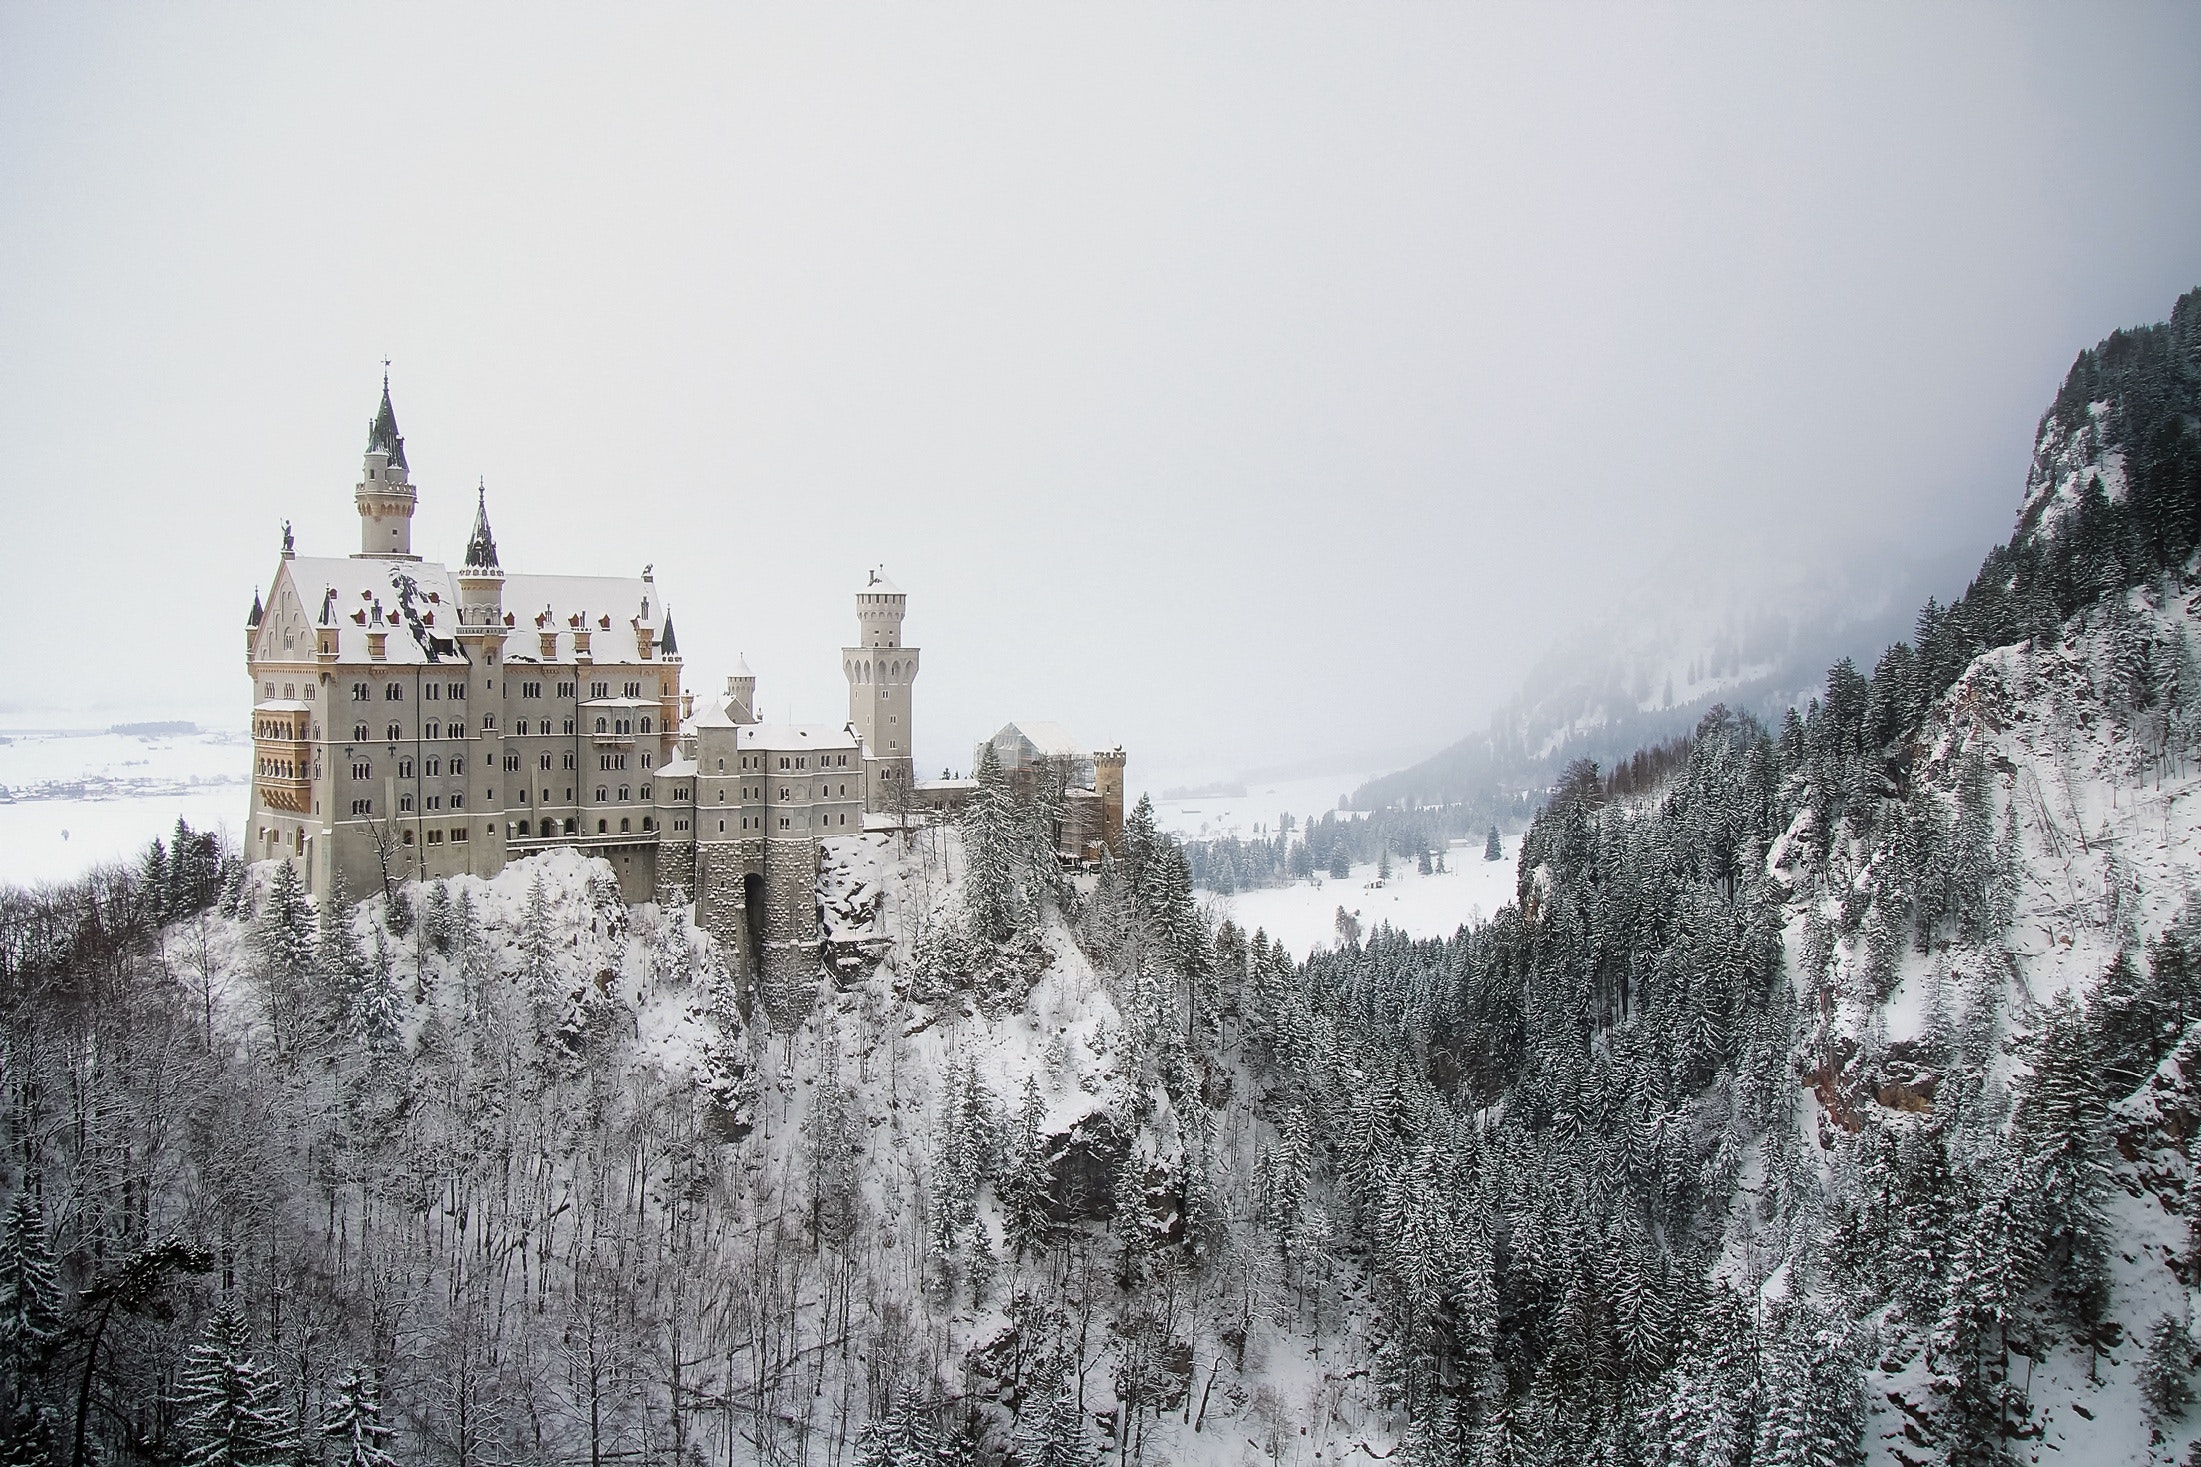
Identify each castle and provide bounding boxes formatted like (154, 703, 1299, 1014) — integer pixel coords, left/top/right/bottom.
(244, 377, 960, 986)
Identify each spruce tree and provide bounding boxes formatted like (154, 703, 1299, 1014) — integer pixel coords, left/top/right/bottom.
(0, 1192, 61, 1404)
(1485, 826, 1503, 862)
(1014, 1385, 1094, 1467)
(320, 1367, 397, 1467)
(173, 1304, 290, 1467)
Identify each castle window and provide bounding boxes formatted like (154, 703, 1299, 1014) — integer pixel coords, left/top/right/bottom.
(517, 820, 530, 836)
(304, 685, 315, 700)
(562, 753, 576, 770)
(504, 754, 520, 772)
(425, 759, 440, 777)
(349, 798, 372, 815)
(264, 683, 275, 699)
(452, 682, 466, 699)
(641, 753, 652, 769)
(640, 717, 652, 733)
(595, 718, 608, 734)
(353, 723, 370, 742)
(779, 816, 789, 829)
(618, 786, 630, 802)
(399, 795, 413, 812)
(624, 681, 641, 698)
(557, 681, 576, 698)
(351, 683, 369, 701)
(562, 719, 576, 735)
(642, 816, 654, 832)
(386, 722, 401, 741)
(451, 755, 464, 773)
(718, 820, 725, 833)
(351, 761, 370, 780)
(426, 830, 442, 845)
(424, 684, 439, 701)
(283, 683, 295, 699)
(514, 720, 527, 736)
(640, 784, 651, 800)
(387, 684, 402, 701)
(541, 754, 553, 770)
(451, 793, 465, 809)
(591, 681, 609, 699)
(426, 721, 440, 740)
(717, 759, 724, 771)
(452, 826, 468, 842)
(426, 795, 441, 811)
(597, 820, 607, 834)
(401, 830, 413, 845)
(620, 818, 630, 833)
(596, 787, 608, 802)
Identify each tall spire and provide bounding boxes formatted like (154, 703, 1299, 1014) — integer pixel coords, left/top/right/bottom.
(366, 367, 407, 470)
(463, 480, 500, 570)
(659, 610, 678, 658)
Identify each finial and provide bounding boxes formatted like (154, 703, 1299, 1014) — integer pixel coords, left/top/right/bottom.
(281, 519, 294, 557)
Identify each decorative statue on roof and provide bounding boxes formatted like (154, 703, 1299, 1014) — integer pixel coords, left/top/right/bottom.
(281, 520, 294, 558)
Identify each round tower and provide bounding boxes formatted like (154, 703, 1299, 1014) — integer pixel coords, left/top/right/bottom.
(844, 568, 918, 812)
(355, 371, 420, 560)
(725, 656, 759, 725)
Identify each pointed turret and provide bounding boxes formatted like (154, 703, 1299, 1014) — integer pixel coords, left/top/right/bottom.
(248, 588, 263, 628)
(356, 369, 420, 559)
(366, 370, 408, 470)
(659, 610, 678, 658)
(463, 480, 500, 570)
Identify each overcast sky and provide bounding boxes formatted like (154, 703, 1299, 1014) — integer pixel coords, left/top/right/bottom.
(3, 5, 2198, 785)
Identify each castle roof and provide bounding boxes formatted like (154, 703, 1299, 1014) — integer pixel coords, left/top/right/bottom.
(738, 723, 860, 752)
(366, 374, 408, 470)
(462, 484, 500, 571)
(864, 566, 903, 596)
(992, 720, 1086, 760)
(658, 611, 678, 658)
(268, 556, 661, 666)
(247, 588, 263, 627)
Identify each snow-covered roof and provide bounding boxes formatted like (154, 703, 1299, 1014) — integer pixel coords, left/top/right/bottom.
(261, 557, 666, 668)
(252, 699, 310, 713)
(916, 777, 979, 792)
(994, 721, 1085, 760)
(863, 567, 903, 596)
(738, 723, 859, 751)
(656, 755, 698, 778)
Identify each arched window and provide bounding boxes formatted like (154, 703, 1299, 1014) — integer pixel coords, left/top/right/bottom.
(386, 722, 401, 741)
(619, 817, 631, 833)
(596, 786, 608, 802)
(516, 820, 531, 836)
(564, 817, 577, 835)
(595, 717, 608, 734)
(640, 717, 652, 733)
(642, 816, 655, 832)
(597, 819, 607, 834)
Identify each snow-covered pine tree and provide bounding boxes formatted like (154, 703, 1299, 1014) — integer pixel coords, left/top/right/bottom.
(173, 1304, 290, 1467)
(517, 873, 558, 996)
(961, 746, 1028, 948)
(1485, 826, 1502, 862)
(0, 1191, 61, 1402)
(319, 1367, 397, 1467)
(2140, 1314, 2198, 1423)
(1013, 1384, 1094, 1467)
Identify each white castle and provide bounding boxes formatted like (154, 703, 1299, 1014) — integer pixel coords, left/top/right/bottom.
(245, 377, 926, 985)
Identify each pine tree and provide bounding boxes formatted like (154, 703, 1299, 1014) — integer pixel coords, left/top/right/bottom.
(173, 1304, 290, 1467)
(1000, 1077, 1054, 1260)
(518, 874, 558, 995)
(2141, 1315, 2197, 1422)
(1014, 1385, 1094, 1467)
(1485, 827, 1503, 862)
(320, 1367, 397, 1467)
(0, 1192, 61, 1403)
(852, 1388, 939, 1466)
(961, 746, 1028, 947)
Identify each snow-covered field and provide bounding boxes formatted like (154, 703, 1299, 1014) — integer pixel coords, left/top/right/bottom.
(1210, 837, 1521, 958)
(1145, 771, 1365, 843)
(0, 727, 247, 886)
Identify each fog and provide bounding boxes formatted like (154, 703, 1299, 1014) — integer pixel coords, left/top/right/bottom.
(3, 5, 2197, 786)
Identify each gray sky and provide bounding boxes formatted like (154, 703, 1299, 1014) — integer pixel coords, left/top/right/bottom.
(4, 6, 2198, 786)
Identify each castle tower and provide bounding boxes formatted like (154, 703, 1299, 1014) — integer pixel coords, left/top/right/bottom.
(843, 568, 918, 812)
(355, 373, 420, 560)
(454, 482, 505, 628)
(1094, 747, 1127, 854)
(725, 656, 759, 724)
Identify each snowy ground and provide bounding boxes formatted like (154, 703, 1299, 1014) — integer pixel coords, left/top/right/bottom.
(1145, 771, 1367, 844)
(0, 727, 248, 887)
(1210, 836, 1521, 958)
